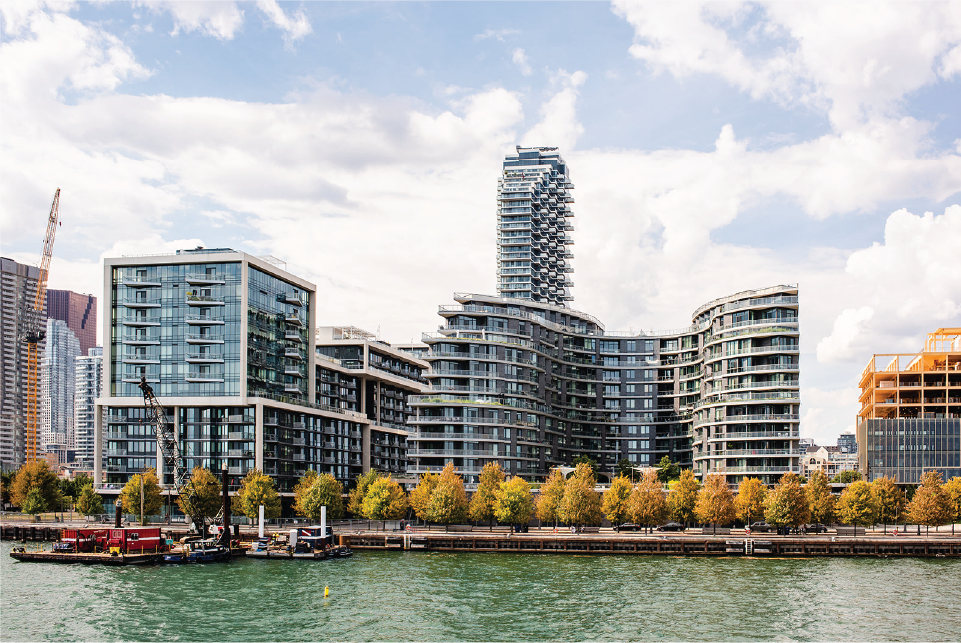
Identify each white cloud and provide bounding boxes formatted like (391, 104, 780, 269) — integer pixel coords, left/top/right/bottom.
(135, 0, 310, 44)
(817, 307, 875, 364)
(474, 28, 520, 42)
(521, 70, 587, 151)
(512, 47, 532, 76)
(611, 0, 961, 129)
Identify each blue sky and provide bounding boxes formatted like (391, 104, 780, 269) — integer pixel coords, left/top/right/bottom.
(2, 0, 960, 446)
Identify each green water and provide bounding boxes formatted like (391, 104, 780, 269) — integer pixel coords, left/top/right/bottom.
(2, 541, 959, 642)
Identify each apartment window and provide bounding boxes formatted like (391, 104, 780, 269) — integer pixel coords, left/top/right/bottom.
(626, 341, 636, 352)
(625, 384, 636, 393)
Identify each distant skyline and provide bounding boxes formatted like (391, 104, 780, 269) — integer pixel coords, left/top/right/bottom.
(1, 1, 960, 446)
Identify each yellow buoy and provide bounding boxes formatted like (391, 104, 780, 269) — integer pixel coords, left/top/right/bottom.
(324, 586, 329, 598)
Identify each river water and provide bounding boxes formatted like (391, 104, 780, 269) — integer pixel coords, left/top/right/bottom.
(2, 541, 959, 641)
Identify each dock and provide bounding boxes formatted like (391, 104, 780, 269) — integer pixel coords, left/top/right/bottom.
(341, 532, 961, 558)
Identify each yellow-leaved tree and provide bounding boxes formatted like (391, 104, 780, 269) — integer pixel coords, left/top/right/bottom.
(907, 470, 951, 536)
(347, 470, 380, 518)
(602, 475, 634, 529)
(559, 462, 602, 527)
(735, 477, 767, 526)
(836, 480, 877, 535)
(943, 476, 961, 535)
(695, 474, 736, 535)
(119, 468, 163, 525)
(667, 469, 701, 526)
(469, 462, 505, 530)
(629, 469, 667, 534)
(237, 469, 281, 521)
(494, 476, 534, 532)
(361, 476, 408, 521)
(871, 476, 905, 534)
(536, 468, 566, 528)
(764, 472, 810, 530)
(409, 471, 440, 525)
(177, 467, 222, 536)
(805, 470, 836, 525)
(426, 463, 468, 530)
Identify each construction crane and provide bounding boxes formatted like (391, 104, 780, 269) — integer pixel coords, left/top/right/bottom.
(138, 376, 229, 543)
(22, 188, 61, 461)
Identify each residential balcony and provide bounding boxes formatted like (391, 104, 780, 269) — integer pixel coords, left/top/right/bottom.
(121, 316, 160, 327)
(185, 315, 225, 325)
(121, 276, 161, 287)
(186, 295, 225, 306)
(185, 371, 225, 383)
(186, 272, 226, 285)
(186, 333, 225, 344)
(121, 333, 160, 345)
(285, 313, 303, 326)
(278, 292, 303, 306)
(121, 296, 162, 308)
(186, 351, 225, 363)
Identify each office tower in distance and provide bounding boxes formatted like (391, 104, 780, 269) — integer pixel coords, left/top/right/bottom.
(40, 318, 80, 462)
(74, 347, 103, 467)
(47, 289, 97, 356)
(1, 257, 45, 468)
(496, 146, 574, 307)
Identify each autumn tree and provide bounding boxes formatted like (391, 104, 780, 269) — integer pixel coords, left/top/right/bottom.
(536, 468, 566, 527)
(668, 470, 701, 525)
(0, 470, 14, 508)
(293, 470, 319, 515)
(10, 460, 60, 514)
(361, 476, 409, 521)
(629, 469, 668, 533)
(426, 463, 469, 530)
(177, 467, 222, 537)
(571, 455, 599, 477)
(695, 474, 736, 535)
(614, 458, 635, 481)
(409, 471, 440, 523)
(296, 472, 345, 522)
(469, 462, 505, 530)
(764, 472, 810, 529)
(237, 469, 281, 520)
(871, 476, 906, 533)
(494, 476, 534, 532)
(118, 468, 163, 524)
(735, 477, 767, 525)
(943, 477, 961, 535)
(602, 475, 634, 529)
(76, 484, 104, 518)
(837, 480, 878, 535)
(831, 470, 862, 484)
(560, 462, 602, 527)
(347, 470, 380, 518)
(907, 470, 951, 536)
(805, 470, 836, 525)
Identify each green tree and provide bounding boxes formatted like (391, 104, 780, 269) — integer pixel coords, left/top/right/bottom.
(656, 456, 681, 483)
(409, 471, 440, 523)
(119, 469, 163, 524)
(426, 463, 468, 529)
(837, 480, 878, 534)
(571, 455, 599, 478)
(871, 476, 906, 533)
(21, 488, 47, 518)
(494, 476, 535, 532)
(560, 462, 602, 527)
(602, 475, 634, 529)
(469, 462, 505, 530)
(361, 476, 409, 521)
(695, 474, 736, 535)
(536, 468, 566, 527)
(629, 469, 668, 533)
(735, 477, 767, 525)
(297, 473, 345, 522)
(177, 467, 222, 536)
(668, 469, 701, 525)
(943, 476, 961, 535)
(831, 470, 862, 484)
(347, 470, 380, 518)
(76, 485, 104, 518)
(237, 469, 281, 520)
(805, 470, 836, 525)
(764, 472, 810, 529)
(10, 460, 60, 513)
(0, 470, 15, 508)
(614, 458, 635, 481)
(907, 470, 951, 536)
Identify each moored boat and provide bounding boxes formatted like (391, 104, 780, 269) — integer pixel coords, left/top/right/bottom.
(164, 538, 230, 563)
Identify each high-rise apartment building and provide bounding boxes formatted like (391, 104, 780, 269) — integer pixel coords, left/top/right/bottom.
(47, 289, 97, 356)
(408, 285, 800, 486)
(74, 347, 103, 467)
(1, 257, 45, 469)
(496, 146, 574, 307)
(40, 318, 80, 461)
(94, 249, 429, 502)
(837, 432, 857, 453)
(856, 328, 961, 483)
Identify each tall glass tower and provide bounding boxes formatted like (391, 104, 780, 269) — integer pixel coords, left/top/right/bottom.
(496, 146, 574, 307)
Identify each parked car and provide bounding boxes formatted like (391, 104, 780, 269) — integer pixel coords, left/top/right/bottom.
(656, 522, 686, 532)
(804, 523, 828, 533)
(617, 523, 642, 532)
(749, 522, 774, 532)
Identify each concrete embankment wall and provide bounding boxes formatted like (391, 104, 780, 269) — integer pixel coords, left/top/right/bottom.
(342, 533, 960, 558)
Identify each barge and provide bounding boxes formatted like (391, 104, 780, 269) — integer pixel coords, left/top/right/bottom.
(9, 527, 167, 565)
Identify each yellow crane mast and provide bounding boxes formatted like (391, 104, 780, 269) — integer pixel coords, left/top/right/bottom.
(23, 188, 60, 461)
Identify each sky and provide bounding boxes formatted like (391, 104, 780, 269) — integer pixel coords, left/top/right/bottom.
(2, 0, 960, 447)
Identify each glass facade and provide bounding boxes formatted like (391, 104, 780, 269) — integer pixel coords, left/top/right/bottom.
(180, 406, 255, 488)
(862, 418, 961, 483)
(246, 266, 310, 401)
(110, 260, 242, 397)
